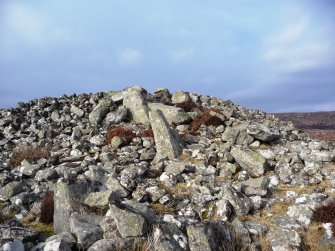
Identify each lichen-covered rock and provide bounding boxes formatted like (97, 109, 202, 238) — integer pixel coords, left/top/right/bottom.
(148, 103, 190, 125)
(153, 222, 188, 251)
(220, 186, 253, 215)
(171, 91, 192, 103)
(89, 98, 112, 125)
(267, 228, 301, 251)
(69, 213, 103, 250)
(149, 109, 182, 163)
(287, 204, 314, 228)
(104, 105, 128, 125)
(186, 221, 235, 251)
(109, 204, 148, 238)
(84, 191, 113, 209)
(230, 147, 266, 177)
(0, 181, 26, 201)
(123, 86, 150, 125)
(247, 124, 281, 141)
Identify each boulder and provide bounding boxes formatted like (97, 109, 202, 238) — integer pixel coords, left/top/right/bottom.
(109, 204, 148, 238)
(186, 221, 235, 251)
(84, 191, 113, 209)
(89, 98, 112, 125)
(267, 228, 301, 251)
(123, 86, 150, 125)
(287, 204, 314, 228)
(69, 213, 103, 250)
(247, 124, 281, 142)
(153, 222, 188, 251)
(171, 91, 192, 103)
(148, 103, 190, 125)
(149, 109, 182, 163)
(230, 147, 266, 177)
(104, 105, 128, 125)
(0, 181, 26, 201)
(220, 186, 253, 216)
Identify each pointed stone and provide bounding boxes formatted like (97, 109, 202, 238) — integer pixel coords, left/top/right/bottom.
(149, 109, 182, 163)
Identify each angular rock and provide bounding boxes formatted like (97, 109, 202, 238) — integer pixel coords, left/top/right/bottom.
(237, 176, 270, 197)
(0, 225, 38, 242)
(153, 222, 188, 251)
(247, 124, 281, 142)
(69, 213, 103, 250)
(84, 191, 113, 209)
(89, 98, 112, 125)
(123, 86, 150, 125)
(70, 105, 84, 117)
(149, 109, 182, 163)
(90, 135, 106, 146)
(220, 186, 253, 215)
(287, 204, 314, 228)
(230, 147, 266, 177)
(186, 221, 235, 251)
(104, 177, 130, 198)
(109, 204, 148, 238)
(171, 91, 192, 103)
(43, 238, 72, 251)
(267, 228, 301, 251)
(0, 181, 26, 201)
(148, 103, 190, 125)
(19, 160, 43, 177)
(104, 106, 128, 125)
(1, 240, 24, 251)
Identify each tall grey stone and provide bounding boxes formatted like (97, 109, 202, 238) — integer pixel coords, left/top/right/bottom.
(149, 109, 182, 163)
(123, 86, 150, 125)
(54, 181, 95, 234)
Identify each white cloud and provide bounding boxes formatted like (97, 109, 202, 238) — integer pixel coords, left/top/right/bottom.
(2, 2, 80, 46)
(267, 18, 307, 45)
(169, 47, 195, 63)
(261, 18, 334, 73)
(118, 48, 143, 67)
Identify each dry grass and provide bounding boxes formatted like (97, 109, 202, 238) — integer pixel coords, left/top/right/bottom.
(301, 222, 335, 251)
(9, 144, 52, 168)
(150, 202, 175, 215)
(20, 214, 54, 237)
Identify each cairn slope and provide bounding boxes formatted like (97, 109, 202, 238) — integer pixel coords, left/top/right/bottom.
(0, 86, 335, 250)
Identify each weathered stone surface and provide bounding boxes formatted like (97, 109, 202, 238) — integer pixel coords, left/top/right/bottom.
(70, 105, 84, 117)
(69, 213, 103, 250)
(230, 147, 266, 177)
(237, 176, 270, 197)
(0, 181, 26, 201)
(84, 191, 113, 209)
(123, 86, 150, 125)
(104, 106, 127, 125)
(220, 186, 253, 215)
(186, 221, 234, 251)
(19, 159, 43, 177)
(148, 103, 190, 125)
(153, 222, 188, 251)
(111, 136, 126, 149)
(149, 109, 182, 163)
(267, 228, 301, 251)
(247, 124, 281, 141)
(1, 240, 24, 251)
(90, 135, 106, 146)
(0, 225, 38, 242)
(104, 177, 130, 198)
(43, 238, 72, 251)
(89, 98, 112, 125)
(171, 91, 192, 103)
(54, 181, 96, 234)
(109, 204, 148, 238)
(287, 204, 314, 228)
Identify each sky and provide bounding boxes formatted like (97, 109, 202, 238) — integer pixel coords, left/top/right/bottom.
(0, 0, 334, 112)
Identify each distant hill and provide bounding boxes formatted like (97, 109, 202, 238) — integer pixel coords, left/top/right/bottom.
(273, 111, 335, 141)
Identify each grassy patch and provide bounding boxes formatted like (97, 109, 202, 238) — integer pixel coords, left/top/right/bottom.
(20, 214, 54, 237)
(9, 145, 52, 168)
(150, 202, 175, 215)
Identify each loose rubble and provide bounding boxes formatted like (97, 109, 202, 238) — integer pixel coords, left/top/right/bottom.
(0, 86, 334, 250)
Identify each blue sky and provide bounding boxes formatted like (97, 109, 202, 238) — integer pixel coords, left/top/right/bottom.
(0, 0, 334, 112)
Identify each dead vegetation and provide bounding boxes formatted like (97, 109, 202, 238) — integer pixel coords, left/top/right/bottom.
(9, 144, 52, 168)
(106, 126, 154, 144)
(190, 109, 223, 131)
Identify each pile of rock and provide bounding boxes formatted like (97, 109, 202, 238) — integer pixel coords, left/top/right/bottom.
(0, 86, 334, 250)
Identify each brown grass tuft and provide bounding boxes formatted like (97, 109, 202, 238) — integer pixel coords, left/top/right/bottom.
(106, 126, 136, 143)
(174, 101, 199, 112)
(150, 202, 175, 215)
(40, 192, 54, 224)
(10, 145, 52, 168)
(190, 110, 223, 131)
(141, 129, 154, 138)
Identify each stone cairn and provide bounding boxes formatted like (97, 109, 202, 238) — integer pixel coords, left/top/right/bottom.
(0, 86, 334, 250)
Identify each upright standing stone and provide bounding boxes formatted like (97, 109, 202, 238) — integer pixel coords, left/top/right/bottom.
(123, 86, 150, 125)
(149, 109, 182, 163)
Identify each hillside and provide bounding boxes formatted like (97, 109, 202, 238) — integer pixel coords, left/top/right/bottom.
(274, 112, 335, 142)
(0, 86, 334, 250)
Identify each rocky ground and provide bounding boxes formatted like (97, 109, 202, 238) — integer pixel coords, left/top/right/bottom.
(0, 86, 334, 251)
